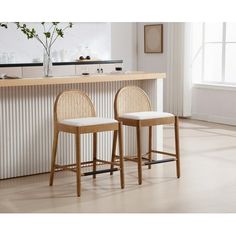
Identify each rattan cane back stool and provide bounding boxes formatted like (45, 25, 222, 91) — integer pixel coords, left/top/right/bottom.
(112, 86, 180, 185)
(49, 90, 124, 197)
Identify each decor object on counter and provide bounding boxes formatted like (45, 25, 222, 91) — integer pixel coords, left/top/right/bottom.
(79, 55, 91, 60)
(144, 24, 163, 53)
(0, 22, 73, 77)
(0, 73, 20, 79)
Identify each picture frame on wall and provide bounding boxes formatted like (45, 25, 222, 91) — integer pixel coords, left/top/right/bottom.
(144, 24, 163, 53)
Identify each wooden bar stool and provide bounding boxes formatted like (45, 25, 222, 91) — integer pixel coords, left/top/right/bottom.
(112, 86, 180, 185)
(49, 90, 124, 197)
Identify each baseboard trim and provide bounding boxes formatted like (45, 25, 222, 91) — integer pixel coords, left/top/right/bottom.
(191, 113, 236, 126)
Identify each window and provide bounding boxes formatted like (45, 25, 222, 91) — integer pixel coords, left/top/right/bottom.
(192, 22, 236, 85)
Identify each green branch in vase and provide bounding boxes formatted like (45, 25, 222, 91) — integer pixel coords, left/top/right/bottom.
(14, 22, 73, 52)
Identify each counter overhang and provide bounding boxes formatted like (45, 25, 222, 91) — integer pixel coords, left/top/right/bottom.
(0, 72, 166, 88)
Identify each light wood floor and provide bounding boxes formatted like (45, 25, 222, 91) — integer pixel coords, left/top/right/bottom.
(1, 119, 236, 213)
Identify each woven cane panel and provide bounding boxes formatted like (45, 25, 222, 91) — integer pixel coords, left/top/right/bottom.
(56, 90, 96, 122)
(116, 86, 152, 117)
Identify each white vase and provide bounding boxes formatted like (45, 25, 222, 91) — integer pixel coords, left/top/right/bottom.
(43, 50, 53, 77)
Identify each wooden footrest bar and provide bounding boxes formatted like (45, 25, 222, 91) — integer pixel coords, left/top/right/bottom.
(82, 168, 119, 176)
(55, 158, 120, 170)
(151, 150, 176, 157)
(96, 159, 120, 166)
(144, 158, 176, 165)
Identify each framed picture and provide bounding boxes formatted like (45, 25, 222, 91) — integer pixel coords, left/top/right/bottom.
(144, 24, 163, 53)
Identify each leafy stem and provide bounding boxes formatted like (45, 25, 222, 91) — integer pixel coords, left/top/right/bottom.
(41, 22, 48, 49)
(0, 22, 8, 28)
(48, 25, 57, 50)
(13, 22, 73, 55)
(50, 24, 72, 48)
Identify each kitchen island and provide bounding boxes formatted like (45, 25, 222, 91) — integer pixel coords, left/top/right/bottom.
(0, 72, 165, 179)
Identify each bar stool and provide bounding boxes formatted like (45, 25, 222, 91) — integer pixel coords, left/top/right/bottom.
(112, 86, 180, 185)
(49, 90, 124, 197)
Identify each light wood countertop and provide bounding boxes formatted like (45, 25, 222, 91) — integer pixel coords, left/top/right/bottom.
(0, 72, 165, 88)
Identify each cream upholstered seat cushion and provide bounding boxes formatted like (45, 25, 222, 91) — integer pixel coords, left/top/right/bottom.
(61, 117, 118, 127)
(120, 111, 174, 120)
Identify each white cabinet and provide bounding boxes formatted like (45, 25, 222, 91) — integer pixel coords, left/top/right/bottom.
(52, 65, 75, 77)
(22, 67, 43, 78)
(99, 64, 116, 73)
(0, 61, 123, 78)
(76, 63, 122, 75)
(0, 67, 22, 77)
(75, 65, 99, 75)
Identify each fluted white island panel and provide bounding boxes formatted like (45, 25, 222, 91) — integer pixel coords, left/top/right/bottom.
(0, 73, 165, 179)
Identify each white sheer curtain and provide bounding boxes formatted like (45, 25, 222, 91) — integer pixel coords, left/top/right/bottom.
(164, 22, 193, 117)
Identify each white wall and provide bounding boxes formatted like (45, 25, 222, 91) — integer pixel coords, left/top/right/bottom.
(137, 22, 169, 111)
(0, 22, 111, 63)
(110, 23, 137, 71)
(192, 86, 236, 125)
(137, 22, 167, 72)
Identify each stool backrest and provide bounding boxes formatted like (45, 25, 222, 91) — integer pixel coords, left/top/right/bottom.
(54, 90, 96, 122)
(114, 86, 152, 118)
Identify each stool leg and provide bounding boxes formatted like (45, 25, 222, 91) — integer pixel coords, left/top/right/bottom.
(93, 133, 97, 179)
(174, 116, 180, 178)
(49, 128, 59, 186)
(75, 130, 81, 197)
(118, 122, 125, 189)
(110, 130, 118, 175)
(148, 126, 152, 169)
(136, 124, 142, 185)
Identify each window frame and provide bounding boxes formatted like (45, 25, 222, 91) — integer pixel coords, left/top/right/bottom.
(199, 22, 236, 85)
